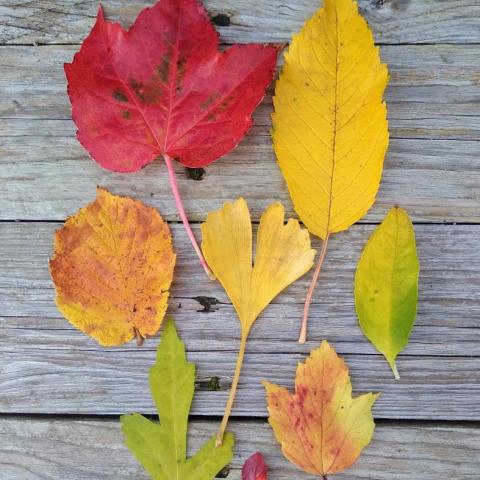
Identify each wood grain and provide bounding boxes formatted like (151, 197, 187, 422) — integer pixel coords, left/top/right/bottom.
(1, 0, 479, 45)
(1, 222, 479, 419)
(2, 45, 479, 122)
(2, 222, 479, 350)
(1, 417, 479, 479)
(2, 340, 480, 419)
(2, 133, 479, 222)
(1, 43, 479, 222)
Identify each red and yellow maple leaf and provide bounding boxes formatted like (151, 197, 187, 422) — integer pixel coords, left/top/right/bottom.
(264, 341, 379, 477)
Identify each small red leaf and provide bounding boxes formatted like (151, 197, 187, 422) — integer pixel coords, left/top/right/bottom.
(242, 452, 268, 480)
(65, 0, 279, 171)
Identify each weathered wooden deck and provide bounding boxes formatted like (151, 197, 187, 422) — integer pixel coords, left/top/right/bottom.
(1, 1, 479, 478)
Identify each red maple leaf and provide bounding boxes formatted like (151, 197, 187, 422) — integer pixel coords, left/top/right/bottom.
(242, 452, 268, 480)
(65, 0, 279, 277)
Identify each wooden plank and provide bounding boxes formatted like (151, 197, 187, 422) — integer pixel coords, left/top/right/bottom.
(2, 44, 479, 131)
(2, 134, 479, 223)
(2, 340, 480, 419)
(1, 44, 479, 222)
(1, 222, 479, 353)
(0, 417, 479, 479)
(1, 222, 479, 419)
(1, 0, 479, 45)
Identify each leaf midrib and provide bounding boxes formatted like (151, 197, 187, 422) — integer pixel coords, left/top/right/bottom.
(325, 5, 340, 237)
(165, 332, 182, 480)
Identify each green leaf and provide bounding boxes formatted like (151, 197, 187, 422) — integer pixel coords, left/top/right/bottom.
(121, 317, 234, 480)
(354, 207, 419, 379)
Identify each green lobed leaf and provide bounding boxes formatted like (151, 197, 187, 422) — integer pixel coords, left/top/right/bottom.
(121, 317, 234, 479)
(354, 207, 419, 379)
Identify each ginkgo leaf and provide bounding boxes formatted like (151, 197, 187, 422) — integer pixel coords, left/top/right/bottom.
(201, 198, 315, 445)
(202, 198, 315, 333)
(355, 207, 419, 379)
(65, 0, 279, 278)
(121, 317, 234, 480)
(49, 187, 175, 346)
(264, 341, 379, 478)
(242, 452, 268, 480)
(272, 0, 389, 342)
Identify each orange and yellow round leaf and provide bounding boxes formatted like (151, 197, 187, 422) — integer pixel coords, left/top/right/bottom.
(50, 187, 176, 346)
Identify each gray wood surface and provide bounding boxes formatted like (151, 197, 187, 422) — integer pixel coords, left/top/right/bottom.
(0, 417, 479, 480)
(1, 222, 479, 418)
(2, 222, 480, 349)
(2, 134, 479, 223)
(1, 0, 480, 477)
(1, 0, 479, 45)
(2, 339, 480, 418)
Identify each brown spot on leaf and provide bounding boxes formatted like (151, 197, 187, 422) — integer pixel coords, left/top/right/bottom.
(157, 50, 172, 83)
(219, 97, 233, 112)
(200, 92, 220, 110)
(176, 57, 186, 86)
(129, 79, 163, 104)
(113, 89, 129, 102)
(121, 110, 131, 119)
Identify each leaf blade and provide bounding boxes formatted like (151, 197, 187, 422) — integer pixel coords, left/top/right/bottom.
(183, 433, 234, 480)
(149, 317, 195, 473)
(201, 199, 315, 333)
(264, 341, 379, 476)
(242, 452, 268, 480)
(65, 0, 278, 171)
(355, 207, 420, 378)
(272, 0, 389, 238)
(121, 317, 234, 480)
(121, 413, 168, 480)
(49, 187, 176, 346)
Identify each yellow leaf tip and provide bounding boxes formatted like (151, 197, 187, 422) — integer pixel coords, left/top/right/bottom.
(319, 339, 332, 353)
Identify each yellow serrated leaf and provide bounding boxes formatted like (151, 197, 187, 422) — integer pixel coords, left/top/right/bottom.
(201, 198, 315, 445)
(264, 340, 379, 477)
(272, 0, 389, 342)
(49, 187, 176, 346)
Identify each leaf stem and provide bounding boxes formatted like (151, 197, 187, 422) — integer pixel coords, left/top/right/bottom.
(163, 154, 215, 280)
(134, 328, 144, 347)
(299, 233, 330, 344)
(216, 332, 248, 446)
(392, 362, 401, 380)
